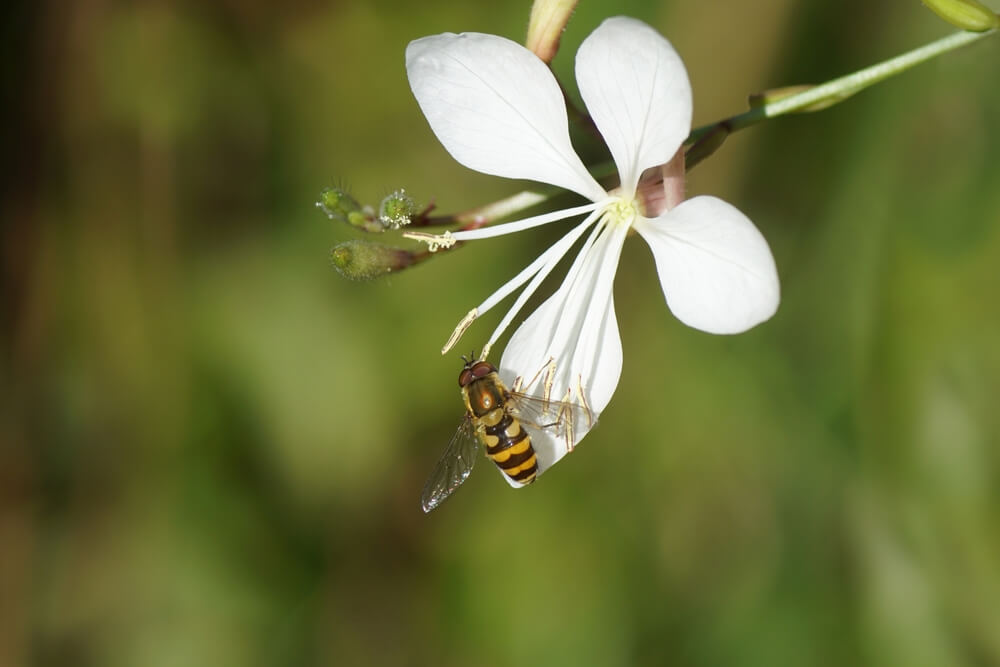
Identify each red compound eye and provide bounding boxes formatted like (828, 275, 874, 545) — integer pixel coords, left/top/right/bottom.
(470, 361, 496, 378)
(458, 368, 474, 387)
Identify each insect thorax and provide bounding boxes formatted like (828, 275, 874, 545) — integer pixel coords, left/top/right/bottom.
(463, 375, 508, 419)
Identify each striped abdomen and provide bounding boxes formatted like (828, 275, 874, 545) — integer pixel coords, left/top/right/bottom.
(480, 408, 538, 485)
(459, 361, 538, 487)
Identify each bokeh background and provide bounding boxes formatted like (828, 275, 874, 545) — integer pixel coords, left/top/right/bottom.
(4, 0, 1000, 665)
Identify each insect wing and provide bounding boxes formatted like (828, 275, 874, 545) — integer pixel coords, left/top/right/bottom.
(507, 391, 598, 452)
(420, 417, 480, 513)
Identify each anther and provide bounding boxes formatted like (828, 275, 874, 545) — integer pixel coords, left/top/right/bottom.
(402, 230, 456, 252)
(542, 357, 557, 406)
(576, 374, 594, 429)
(441, 309, 478, 355)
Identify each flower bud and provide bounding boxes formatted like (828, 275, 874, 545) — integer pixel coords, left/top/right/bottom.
(378, 189, 417, 229)
(317, 187, 361, 221)
(749, 85, 810, 107)
(922, 0, 999, 32)
(526, 0, 579, 63)
(317, 187, 385, 232)
(749, 85, 843, 112)
(330, 241, 416, 281)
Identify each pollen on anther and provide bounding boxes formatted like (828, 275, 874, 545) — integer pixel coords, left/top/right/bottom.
(441, 308, 478, 355)
(402, 230, 456, 252)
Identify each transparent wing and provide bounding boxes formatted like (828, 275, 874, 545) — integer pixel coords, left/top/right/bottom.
(420, 416, 480, 513)
(507, 390, 599, 453)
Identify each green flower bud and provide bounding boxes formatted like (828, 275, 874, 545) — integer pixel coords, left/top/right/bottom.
(749, 85, 852, 113)
(346, 210, 371, 228)
(750, 85, 811, 107)
(330, 241, 416, 281)
(317, 187, 361, 221)
(378, 189, 417, 229)
(922, 0, 999, 32)
(317, 187, 387, 232)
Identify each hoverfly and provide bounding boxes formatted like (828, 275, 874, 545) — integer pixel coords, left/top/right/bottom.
(420, 356, 596, 513)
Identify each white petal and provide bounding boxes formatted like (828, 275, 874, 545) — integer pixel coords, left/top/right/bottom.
(575, 17, 692, 196)
(407, 33, 607, 202)
(497, 220, 628, 480)
(634, 196, 780, 334)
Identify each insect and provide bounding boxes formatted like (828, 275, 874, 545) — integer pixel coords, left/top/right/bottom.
(420, 356, 595, 513)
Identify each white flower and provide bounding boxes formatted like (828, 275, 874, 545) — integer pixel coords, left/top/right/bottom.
(406, 16, 779, 482)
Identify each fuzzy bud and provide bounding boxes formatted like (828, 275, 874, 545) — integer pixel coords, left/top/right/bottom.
(330, 241, 416, 281)
(317, 187, 386, 232)
(317, 187, 361, 221)
(378, 189, 417, 229)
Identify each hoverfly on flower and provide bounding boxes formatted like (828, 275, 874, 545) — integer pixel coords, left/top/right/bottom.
(421, 356, 595, 513)
(407, 17, 780, 480)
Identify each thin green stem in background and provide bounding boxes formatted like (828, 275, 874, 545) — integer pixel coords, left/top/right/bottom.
(692, 28, 993, 140)
(685, 28, 995, 167)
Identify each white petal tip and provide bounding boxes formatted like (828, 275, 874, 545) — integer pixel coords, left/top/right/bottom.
(637, 196, 780, 336)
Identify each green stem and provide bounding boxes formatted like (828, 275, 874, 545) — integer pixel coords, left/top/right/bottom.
(688, 28, 994, 144)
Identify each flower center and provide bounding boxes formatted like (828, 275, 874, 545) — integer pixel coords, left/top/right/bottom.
(602, 196, 638, 229)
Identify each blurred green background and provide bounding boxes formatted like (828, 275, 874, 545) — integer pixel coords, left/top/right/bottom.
(4, 0, 1000, 665)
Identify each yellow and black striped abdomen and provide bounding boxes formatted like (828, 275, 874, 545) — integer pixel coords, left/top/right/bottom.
(461, 361, 538, 487)
(479, 408, 538, 485)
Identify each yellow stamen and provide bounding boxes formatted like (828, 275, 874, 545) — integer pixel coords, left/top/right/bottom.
(402, 230, 456, 252)
(441, 309, 478, 355)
